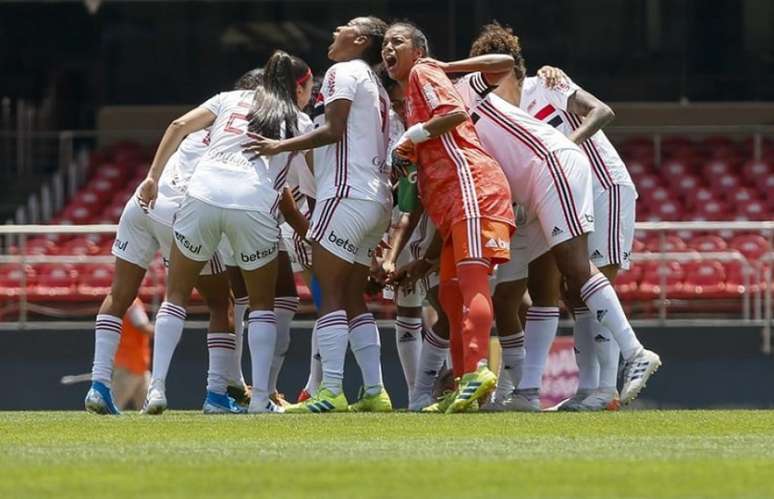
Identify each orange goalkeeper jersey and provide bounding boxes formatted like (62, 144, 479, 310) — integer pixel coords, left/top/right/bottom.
(404, 60, 514, 238)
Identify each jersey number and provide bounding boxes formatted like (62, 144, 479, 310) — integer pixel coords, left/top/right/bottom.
(224, 113, 249, 135)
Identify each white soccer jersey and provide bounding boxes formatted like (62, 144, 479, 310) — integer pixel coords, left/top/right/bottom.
(186, 90, 294, 213)
(311, 59, 391, 205)
(387, 109, 405, 163)
(454, 73, 582, 206)
(148, 129, 210, 226)
(520, 75, 635, 192)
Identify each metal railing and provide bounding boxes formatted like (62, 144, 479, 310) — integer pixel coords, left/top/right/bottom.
(0, 221, 772, 352)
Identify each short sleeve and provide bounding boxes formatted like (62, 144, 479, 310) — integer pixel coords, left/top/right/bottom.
(537, 75, 580, 111)
(322, 62, 360, 104)
(200, 92, 223, 115)
(409, 62, 466, 118)
(297, 112, 314, 134)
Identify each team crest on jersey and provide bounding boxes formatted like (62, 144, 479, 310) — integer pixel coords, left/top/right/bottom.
(422, 83, 440, 110)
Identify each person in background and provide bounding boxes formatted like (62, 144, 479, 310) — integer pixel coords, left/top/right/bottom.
(112, 298, 154, 411)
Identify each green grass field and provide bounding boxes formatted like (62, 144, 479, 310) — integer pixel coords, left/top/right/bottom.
(1, 411, 773, 498)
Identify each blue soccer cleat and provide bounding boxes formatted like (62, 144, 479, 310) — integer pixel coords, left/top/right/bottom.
(202, 390, 246, 414)
(84, 381, 121, 415)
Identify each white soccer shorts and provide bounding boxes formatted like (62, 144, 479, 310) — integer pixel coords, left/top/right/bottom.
(308, 197, 391, 267)
(587, 184, 636, 271)
(280, 222, 312, 273)
(173, 196, 279, 272)
(496, 148, 595, 285)
(112, 197, 224, 275)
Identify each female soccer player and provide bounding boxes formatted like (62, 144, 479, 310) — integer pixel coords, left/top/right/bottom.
(247, 16, 393, 413)
(226, 57, 316, 408)
(83, 70, 263, 416)
(136, 50, 304, 414)
(381, 22, 516, 413)
(451, 22, 659, 409)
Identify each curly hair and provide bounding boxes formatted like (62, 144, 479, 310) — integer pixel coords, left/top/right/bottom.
(469, 21, 526, 81)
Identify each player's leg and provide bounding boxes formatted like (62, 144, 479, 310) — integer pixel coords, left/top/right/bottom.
(346, 204, 393, 412)
(286, 199, 359, 412)
(223, 208, 283, 413)
(142, 198, 212, 415)
(410, 279, 450, 411)
(85, 199, 156, 415)
(194, 260, 244, 414)
(223, 234, 250, 392)
(395, 301, 422, 405)
(269, 250, 300, 407)
(549, 150, 659, 404)
(484, 226, 529, 410)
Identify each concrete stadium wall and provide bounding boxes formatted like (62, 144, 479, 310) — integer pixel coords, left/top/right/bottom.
(2, 326, 773, 411)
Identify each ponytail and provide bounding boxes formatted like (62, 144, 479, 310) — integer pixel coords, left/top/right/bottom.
(248, 50, 299, 140)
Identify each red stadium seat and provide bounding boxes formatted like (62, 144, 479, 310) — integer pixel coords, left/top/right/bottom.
(620, 137, 653, 160)
(735, 200, 769, 221)
(670, 174, 702, 195)
(644, 234, 688, 252)
(724, 260, 755, 295)
(638, 261, 685, 299)
(636, 174, 663, 196)
(60, 237, 100, 256)
(692, 200, 731, 221)
(613, 264, 642, 302)
(77, 264, 114, 297)
(683, 187, 715, 211)
(726, 187, 759, 205)
(710, 173, 741, 194)
(729, 234, 770, 261)
(742, 160, 771, 183)
(33, 265, 78, 299)
(703, 159, 731, 178)
(687, 235, 728, 252)
(678, 260, 728, 298)
(650, 200, 683, 221)
(0, 264, 35, 297)
(626, 159, 652, 178)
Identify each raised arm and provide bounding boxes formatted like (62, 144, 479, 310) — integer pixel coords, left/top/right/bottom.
(138, 107, 215, 209)
(246, 99, 351, 157)
(432, 54, 514, 87)
(564, 89, 615, 145)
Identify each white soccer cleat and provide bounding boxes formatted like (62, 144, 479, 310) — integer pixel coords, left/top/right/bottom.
(141, 379, 167, 415)
(248, 398, 285, 414)
(620, 349, 662, 404)
(578, 388, 618, 412)
(408, 392, 435, 412)
(501, 389, 541, 412)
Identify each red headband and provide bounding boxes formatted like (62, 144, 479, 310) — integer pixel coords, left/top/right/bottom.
(296, 68, 312, 86)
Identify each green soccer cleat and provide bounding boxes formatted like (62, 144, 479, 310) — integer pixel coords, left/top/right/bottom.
(348, 387, 393, 412)
(421, 388, 457, 413)
(445, 363, 498, 414)
(285, 387, 349, 414)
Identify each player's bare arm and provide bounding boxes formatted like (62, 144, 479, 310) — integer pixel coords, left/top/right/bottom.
(395, 110, 467, 159)
(278, 186, 309, 238)
(245, 99, 351, 157)
(390, 229, 441, 289)
(431, 54, 514, 86)
(139, 107, 215, 209)
(538, 65, 615, 145)
(374, 209, 423, 285)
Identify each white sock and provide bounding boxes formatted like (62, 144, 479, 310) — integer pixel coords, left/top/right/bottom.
(395, 316, 422, 399)
(495, 331, 525, 401)
(580, 273, 643, 360)
(413, 327, 449, 400)
(594, 327, 621, 390)
(206, 332, 235, 395)
(151, 302, 186, 382)
(269, 296, 299, 394)
(573, 306, 600, 391)
(317, 310, 349, 395)
(232, 296, 249, 385)
(517, 307, 559, 391)
(349, 313, 383, 395)
(91, 314, 123, 387)
(303, 323, 322, 396)
(247, 310, 277, 404)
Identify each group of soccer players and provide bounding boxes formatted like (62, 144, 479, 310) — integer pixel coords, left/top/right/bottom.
(84, 15, 661, 416)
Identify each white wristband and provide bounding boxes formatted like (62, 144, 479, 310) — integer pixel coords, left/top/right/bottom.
(404, 123, 432, 144)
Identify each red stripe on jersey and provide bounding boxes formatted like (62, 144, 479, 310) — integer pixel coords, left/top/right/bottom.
(534, 104, 556, 121)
